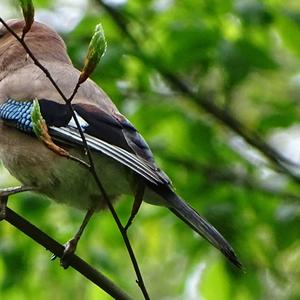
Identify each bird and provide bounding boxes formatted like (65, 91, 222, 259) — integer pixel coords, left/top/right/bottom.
(0, 19, 241, 268)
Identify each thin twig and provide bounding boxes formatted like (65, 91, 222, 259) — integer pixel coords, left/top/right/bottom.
(0, 17, 150, 299)
(96, 0, 300, 185)
(87, 170, 150, 300)
(1, 206, 132, 300)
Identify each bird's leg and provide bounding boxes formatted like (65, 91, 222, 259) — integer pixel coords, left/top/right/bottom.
(125, 182, 145, 231)
(0, 186, 33, 220)
(0, 194, 7, 221)
(59, 206, 96, 269)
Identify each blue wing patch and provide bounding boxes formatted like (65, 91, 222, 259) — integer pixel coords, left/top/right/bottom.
(0, 99, 33, 133)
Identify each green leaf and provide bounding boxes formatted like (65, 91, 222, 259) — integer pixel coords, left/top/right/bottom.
(18, 0, 35, 36)
(31, 99, 44, 138)
(219, 39, 277, 87)
(276, 14, 300, 58)
(164, 23, 220, 72)
(235, 0, 273, 26)
(79, 23, 107, 83)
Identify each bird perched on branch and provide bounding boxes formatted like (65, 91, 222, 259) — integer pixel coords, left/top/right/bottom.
(0, 19, 241, 268)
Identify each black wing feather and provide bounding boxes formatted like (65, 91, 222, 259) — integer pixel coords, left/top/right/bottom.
(37, 100, 169, 185)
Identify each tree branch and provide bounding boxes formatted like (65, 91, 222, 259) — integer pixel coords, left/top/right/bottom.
(1, 206, 132, 300)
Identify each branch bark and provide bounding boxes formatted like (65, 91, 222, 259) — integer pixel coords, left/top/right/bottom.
(2, 206, 132, 300)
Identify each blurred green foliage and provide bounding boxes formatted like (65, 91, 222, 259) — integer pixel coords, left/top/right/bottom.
(1, 0, 300, 299)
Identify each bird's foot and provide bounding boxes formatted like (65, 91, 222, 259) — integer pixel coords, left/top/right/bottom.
(51, 238, 78, 269)
(51, 207, 95, 268)
(60, 238, 78, 269)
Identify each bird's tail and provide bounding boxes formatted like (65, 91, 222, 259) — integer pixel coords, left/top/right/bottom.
(160, 188, 242, 268)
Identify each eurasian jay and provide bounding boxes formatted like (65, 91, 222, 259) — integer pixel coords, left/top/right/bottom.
(0, 19, 240, 267)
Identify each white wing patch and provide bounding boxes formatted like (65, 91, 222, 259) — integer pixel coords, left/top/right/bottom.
(68, 112, 89, 130)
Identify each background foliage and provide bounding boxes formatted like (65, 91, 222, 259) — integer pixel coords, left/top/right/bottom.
(1, 0, 300, 299)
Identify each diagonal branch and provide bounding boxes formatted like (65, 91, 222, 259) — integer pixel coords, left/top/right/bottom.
(1, 206, 132, 300)
(0, 17, 150, 299)
(96, 0, 300, 186)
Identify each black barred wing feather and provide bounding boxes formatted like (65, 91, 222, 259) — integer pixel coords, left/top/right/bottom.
(72, 103, 158, 164)
(39, 100, 170, 186)
(49, 125, 166, 185)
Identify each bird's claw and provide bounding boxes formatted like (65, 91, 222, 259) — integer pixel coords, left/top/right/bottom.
(51, 238, 78, 269)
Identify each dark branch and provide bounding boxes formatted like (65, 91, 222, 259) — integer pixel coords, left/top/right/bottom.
(2, 206, 132, 300)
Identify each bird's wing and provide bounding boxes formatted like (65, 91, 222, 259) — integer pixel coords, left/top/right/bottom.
(0, 98, 170, 185)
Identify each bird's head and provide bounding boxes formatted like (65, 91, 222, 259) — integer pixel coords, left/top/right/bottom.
(0, 19, 71, 78)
